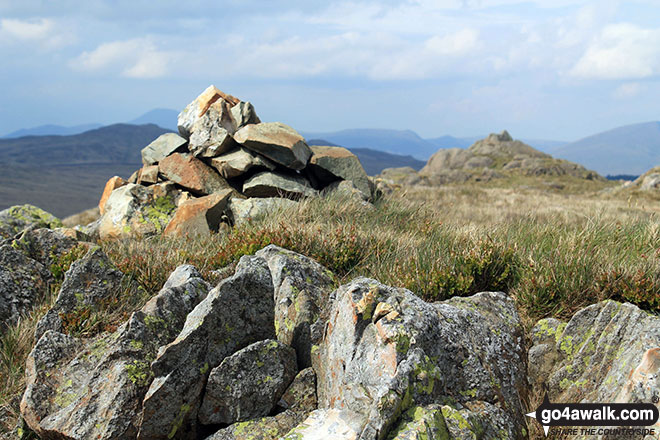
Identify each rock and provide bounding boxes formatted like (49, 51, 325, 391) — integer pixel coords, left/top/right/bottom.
(308, 146, 371, 199)
(188, 101, 237, 158)
(141, 133, 188, 166)
(283, 409, 362, 440)
(323, 180, 370, 203)
(99, 176, 128, 215)
(210, 148, 275, 179)
(0, 205, 63, 239)
(256, 245, 335, 369)
(441, 401, 520, 439)
(386, 405, 450, 440)
(98, 182, 182, 240)
(228, 197, 298, 227)
(138, 255, 275, 439)
(62, 206, 100, 228)
(234, 122, 311, 171)
(296, 279, 527, 439)
(640, 172, 660, 190)
(137, 165, 159, 185)
(21, 265, 209, 440)
(9, 228, 79, 271)
(33, 247, 131, 341)
(159, 153, 231, 196)
(163, 190, 233, 238)
(0, 245, 50, 328)
(177, 85, 241, 139)
(279, 367, 317, 412)
(377, 167, 422, 186)
(529, 300, 660, 424)
(243, 171, 317, 199)
(198, 340, 297, 425)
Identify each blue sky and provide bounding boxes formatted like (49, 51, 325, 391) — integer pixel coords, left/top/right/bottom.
(1, 0, 658, 140)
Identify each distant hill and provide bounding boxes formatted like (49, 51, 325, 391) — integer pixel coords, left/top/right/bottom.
(302, 129, 438, 160)
(0, 124, 172, 217)
(2, 123, 103, 138)
(129, 108, 179, 132)
(553, 122, 660, 176)
(307, 138, 425, 175)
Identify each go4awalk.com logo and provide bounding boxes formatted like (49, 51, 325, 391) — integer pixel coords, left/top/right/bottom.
(526, 394, 659, 437)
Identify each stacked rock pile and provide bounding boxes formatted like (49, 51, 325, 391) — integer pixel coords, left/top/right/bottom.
(95, 86, 373, 240)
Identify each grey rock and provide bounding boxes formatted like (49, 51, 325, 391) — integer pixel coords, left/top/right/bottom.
(228, 197, 298, 227)
(230, 101, 260, 129)
(386, 405, 450, 440)
(640, 173, 660, 190)
(199, 340, 297, 425)
(9, 228, 79, 271)
(188, 101, 237, 158)
(279, 367, 317, 412)
(234, 122, 312, 171)
(210, 148, 275, 179)
(243, 171, 317, 199)
(308, 146, 371, 199)
(34, 247, 131, 342)
(0, 245, 50, 329)
(529, 300, 660, 429)
(20, 265, 209, 440)
(138, 255, 275, 439)
(298, 279, 527, 439)
(141, 133, 188, 166)
(256, 245, 335, 369)
(98, 182, 182, 239)
(0, 205, 63, 239)
(323, 180, 370, 203)
(441, 402, 520, 440)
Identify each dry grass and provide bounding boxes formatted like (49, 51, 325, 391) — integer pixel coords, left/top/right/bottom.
(2, 182, 660, 437)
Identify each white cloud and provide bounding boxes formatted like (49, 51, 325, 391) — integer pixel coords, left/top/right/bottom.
(613, 82, 644, 99)
(0, 17, 73, 48)
(570, 23, 660, 79)
(72, 38, 175, 78)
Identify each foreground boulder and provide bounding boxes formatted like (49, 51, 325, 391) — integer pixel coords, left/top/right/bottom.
(0, 245, 50, 328)
(292, 279, 528, 439)
(21, 265, 210, 439)
(0, 205, 62, 239)
(198, 340, 297, 425)
(138, 255, 276, 439)
(529, 300, 660, 436)
(10, 228, 79, 271)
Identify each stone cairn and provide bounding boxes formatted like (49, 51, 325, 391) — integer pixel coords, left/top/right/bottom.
(96, 85, 372, 240)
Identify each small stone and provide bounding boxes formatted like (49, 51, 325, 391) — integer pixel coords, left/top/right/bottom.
(137, 165, 159, 185)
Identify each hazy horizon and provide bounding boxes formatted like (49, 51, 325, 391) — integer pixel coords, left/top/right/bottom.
(1, 0, 659, 140)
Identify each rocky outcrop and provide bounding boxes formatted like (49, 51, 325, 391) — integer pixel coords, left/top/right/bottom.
(378, 131, 603, 187)
(96, 86, 372, 239)
(0, 205, 62, 239)
(21, 265, 210, 440)
(528, 300, 660, 437)
(0, 244, 50, 328)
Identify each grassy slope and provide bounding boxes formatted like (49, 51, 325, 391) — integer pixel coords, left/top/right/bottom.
(2, 185, 660, 436)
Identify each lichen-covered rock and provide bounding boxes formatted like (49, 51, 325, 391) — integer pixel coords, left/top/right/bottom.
(163, 190, 233, 238)
(256, 245, 335, 369)
(9, 228, 79, 272)
(20, 265, 209, 440)
(99, 176, 128, 215)
(298, 279, 527, 440)
(441, 401, 521, 440)
(159, 153, 231, 196)
(386, 405, 450, 440)
(243, 171, 317, 199)
(138, 256, 275, 440)
(210, 148, 275, 179)
(0, 205, 62, 239)
(308, 146, 372, 200)
(279, 367, 317, 413)
(528, 300, 660, 436)
(141, 133, 188, 166)
(234, 122, 312, 171)
(199, 340, 297, 425)
(0, 245, 50, 328)
(34, 247, 132, 342)
(227, 197, 298, 227)
(98, 182, 182, 239)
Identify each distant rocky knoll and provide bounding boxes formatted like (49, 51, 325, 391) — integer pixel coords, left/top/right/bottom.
(378, 131, 603, 188)
(1, 208, 658, 439)
(88, 85, 374, 240)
